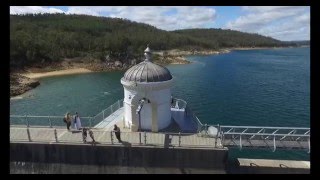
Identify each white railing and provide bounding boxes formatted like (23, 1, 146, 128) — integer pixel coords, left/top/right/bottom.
(91, 99, 123, 125)
(171, 97, 203, 133)
(10, 127, 220, 148)
(10, 115, 93, 128)
(10, 125, 310, 153)
(10, 99, 124, 128)
(184, 105, 204, 133)
(171, 98, 187, 109)
(201, 125, 310, 153)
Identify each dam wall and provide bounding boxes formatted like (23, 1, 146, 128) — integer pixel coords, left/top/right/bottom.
(10, 142, 228, 170)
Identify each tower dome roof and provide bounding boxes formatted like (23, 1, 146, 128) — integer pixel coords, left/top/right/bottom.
(122, 46, 172, 82)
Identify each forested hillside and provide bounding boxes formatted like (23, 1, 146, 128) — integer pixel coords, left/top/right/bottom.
(10, 14, 293, 69)
(172, 29, 283, 48)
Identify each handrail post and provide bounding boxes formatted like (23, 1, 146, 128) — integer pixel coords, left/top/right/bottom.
(273, 135, 276, 152)
(49, 116, 52, 128)
(139, 132, 142, 145)
(221, 132, 224, 147)
(27, 128, 31, 142)
(54, 129, 58, 142)
(144, 131, 147, 145)
(215, 124, 219, 148)
(110, 131, 114, 144)
(308, 137, 310, 154)
(178, 132, 181, 147)
(25, 115, 29, 127)
(204, 124, 208, 135)
(239, 134, 242, 150)
(232, 128, 235, 139)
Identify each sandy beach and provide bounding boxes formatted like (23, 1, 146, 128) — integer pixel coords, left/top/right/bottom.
(22, 68, 93, 79)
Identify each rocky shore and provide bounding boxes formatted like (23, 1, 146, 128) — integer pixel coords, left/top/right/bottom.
(10, 48, 231, 98)
(10, 74, 40, 97)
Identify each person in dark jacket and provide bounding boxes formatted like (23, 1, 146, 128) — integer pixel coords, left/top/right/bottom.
(64, 112, 72, 131)
(88, 128, 95, 143)
(82, 128, 88, 143)
(113, 124, 122, 143)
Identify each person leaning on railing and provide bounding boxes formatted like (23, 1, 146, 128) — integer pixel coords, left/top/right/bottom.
(113, 124, 122, 143)
(82, 127, 95, 143)
(88, 128, 95, 143)
(82, 128, 88, 143)
(63, 112, 72, 131)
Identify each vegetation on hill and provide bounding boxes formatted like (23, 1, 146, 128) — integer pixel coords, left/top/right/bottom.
(172, 28, 283, 49)
(10, 14, 299, 69)
(282, 40, 310, 46)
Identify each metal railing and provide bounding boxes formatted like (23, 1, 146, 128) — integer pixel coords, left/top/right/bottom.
(9, 125, 310, 152)
(184, 105, 204, 133)
(10, 115, 93, 128)
(171, 97, 203, 133)
(171, 98, 187, 109)
(91, 99, 123, 126)
(10, 99, 124, 128)
(201, 125, 310, 153)
(10, 127, 221, 149)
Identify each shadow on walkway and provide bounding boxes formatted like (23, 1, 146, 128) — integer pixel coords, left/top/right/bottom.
(121, 141, 132, 147)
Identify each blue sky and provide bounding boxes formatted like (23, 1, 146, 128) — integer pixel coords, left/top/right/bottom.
(10, 6, 310, 41)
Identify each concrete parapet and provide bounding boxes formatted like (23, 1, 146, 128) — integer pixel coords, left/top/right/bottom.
(10, 142, 228, 169)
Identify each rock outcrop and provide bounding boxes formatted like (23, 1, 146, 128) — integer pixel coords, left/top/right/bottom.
(10, 74, 40, 97)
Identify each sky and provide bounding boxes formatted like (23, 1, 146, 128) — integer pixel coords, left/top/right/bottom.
(10, 6, 310, 41)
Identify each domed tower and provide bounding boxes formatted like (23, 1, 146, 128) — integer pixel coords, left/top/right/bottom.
(121, 46, 174, 132)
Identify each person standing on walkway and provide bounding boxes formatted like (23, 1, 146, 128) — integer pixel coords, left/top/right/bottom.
(88, 128, 95, 143)
(74, 112, 82, 130)
(113, 124, 122, 143)
(82, 127, 87, 143)
(64, 112, 72, 131)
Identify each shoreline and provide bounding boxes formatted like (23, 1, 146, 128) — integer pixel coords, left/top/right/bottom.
(11, 68, 96, 98)
(22, 68, 93, 79)
(225, 46, 299, 51)
(175, 46, 302, 64)
(17, 46, 291, 80)
(10, 46, 302, 98)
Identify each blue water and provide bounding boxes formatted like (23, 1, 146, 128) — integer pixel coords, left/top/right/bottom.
(169, 47, 310, 128)
(10, 47, 310, 160)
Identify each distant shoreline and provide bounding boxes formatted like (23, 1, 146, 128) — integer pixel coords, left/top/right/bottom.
(20, 46, 303, 80)
(10, 46, 305, 98)
(226, 46, 308, 51)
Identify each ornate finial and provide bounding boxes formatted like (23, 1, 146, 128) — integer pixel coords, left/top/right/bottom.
(144, 44, 152, 61)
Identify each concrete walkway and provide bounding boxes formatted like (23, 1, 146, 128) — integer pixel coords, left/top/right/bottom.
(10, 126, 224, 149)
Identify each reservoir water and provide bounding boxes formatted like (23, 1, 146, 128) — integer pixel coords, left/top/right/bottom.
(10, 47, 310, 161)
